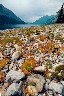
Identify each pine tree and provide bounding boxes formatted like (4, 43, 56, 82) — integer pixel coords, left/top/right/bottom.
(56, 3, 64, 23)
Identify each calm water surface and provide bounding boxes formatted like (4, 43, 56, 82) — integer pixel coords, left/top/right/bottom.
(0, 24, 38, 30)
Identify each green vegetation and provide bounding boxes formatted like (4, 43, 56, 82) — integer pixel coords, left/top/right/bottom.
(29, 81, 36, 86)
(55, 65, 64, 72)
(52, 65, 64, 80)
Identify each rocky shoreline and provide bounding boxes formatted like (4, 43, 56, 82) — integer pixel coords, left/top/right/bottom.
(0, 24, 64, 96)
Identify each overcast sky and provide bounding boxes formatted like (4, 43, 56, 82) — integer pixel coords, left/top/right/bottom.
(0, 0, 64, 22)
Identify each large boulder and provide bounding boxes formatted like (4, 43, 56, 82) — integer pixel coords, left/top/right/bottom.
(6, 70, 25, 82)
(49, 81, 63, 94)
(27, 74, 45, 92)
(5, 82, 22, 96)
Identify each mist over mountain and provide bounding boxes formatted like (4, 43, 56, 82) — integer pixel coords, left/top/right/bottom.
(33, 15, 57, 25)
(0, 4, 26, 25)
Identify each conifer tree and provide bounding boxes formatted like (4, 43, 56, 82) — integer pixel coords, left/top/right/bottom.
(56, 3, 64, 23)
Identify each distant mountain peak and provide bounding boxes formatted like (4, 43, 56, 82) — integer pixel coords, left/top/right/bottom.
(0, 4, 26, 25)
(0, 4, 3, 6)
(33, 15, 57, 25)
(0, 4, 4, 8)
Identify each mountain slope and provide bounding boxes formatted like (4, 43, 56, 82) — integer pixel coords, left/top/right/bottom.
(0, 4, 25, 25)
(33, 15, 57, 25)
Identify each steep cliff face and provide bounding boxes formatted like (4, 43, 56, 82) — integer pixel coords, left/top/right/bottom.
(0, 4, 25, 24)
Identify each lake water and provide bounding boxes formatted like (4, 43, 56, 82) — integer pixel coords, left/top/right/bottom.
(0, 24, 38, 30)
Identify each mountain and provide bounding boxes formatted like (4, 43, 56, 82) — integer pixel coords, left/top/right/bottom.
(0, 4, 26, 25)
(33, 15, 57, 25)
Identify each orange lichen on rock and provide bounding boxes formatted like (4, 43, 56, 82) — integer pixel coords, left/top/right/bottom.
(42, 48, 48, 54)
(54, 43, 59, 49)
(22, 52, 32, 58)
(0, 70, 6, 82)
(60, 44, 64, 50)
(45, 41, 52, 49)
(21, 57, 36, 74)
(44, 68, 52, 78)
(39, 35, 47, 41)
(55, 50, 60, 55)
(0, 59, 8, 67)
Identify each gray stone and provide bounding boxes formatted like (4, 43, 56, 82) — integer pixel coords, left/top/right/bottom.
(5, 82, 22, 96)
(47, 91, 53, 96)
(45, 79, 51, 90)
(6, 70, 25, 82)
(49, 82, 63, 94)
(12, 51, 21, 60)
(34, 65, 46, 72)
(62, 88, 64, 96)
(61, 81, 64, 86)
(0, 52, 3, 60)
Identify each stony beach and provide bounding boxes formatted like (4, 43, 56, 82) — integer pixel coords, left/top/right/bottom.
(0, 24, 64, 96)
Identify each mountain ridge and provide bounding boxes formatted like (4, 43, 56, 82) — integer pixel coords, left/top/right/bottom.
(0, 4, 26, 25)
(33, 15, 57, 25)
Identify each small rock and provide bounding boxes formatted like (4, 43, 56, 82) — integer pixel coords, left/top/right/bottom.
(0, 70, 6, 82)
(44, 79, 50, 90)
(61, 81, 64, 86)
(26, 85, 38, 96)
(6, 70, 25, 82)
(27, 74, 45, 92)
(49, 81, 63, 94)
(0, 52, 3, 60)
(34, 65, 46, 72)
(5, 82, 22, 96)
(62, 88, 64, 96)
(12, 51, 21, 60)
(47, 90, 53, 96)
(14, 44, 19, 50)
(38, 94, 43, 96)
(14, 44, 21, 51)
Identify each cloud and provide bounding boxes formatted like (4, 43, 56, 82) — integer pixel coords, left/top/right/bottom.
(0, 0, 64, 22)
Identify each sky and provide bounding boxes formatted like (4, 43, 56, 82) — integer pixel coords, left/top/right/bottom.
(0, 0, 64, 22)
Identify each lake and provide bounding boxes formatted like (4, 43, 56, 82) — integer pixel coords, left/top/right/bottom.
(0, 24, 38, 30)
